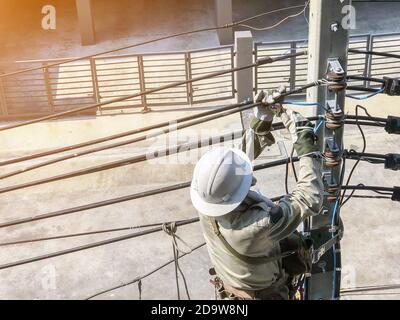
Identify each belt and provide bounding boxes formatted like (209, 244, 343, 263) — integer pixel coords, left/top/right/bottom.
(211, 277, 285, 300)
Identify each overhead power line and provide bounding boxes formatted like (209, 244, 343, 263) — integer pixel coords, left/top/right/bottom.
(348, 49, 400, 60)
(0, 3, 307, 80)
(0, 220, 196, 247)
(86, 242, 207, 300)
(0, 183, 394, 271)
(0, 157, 297, 230)
(0, 145, 393, 231)
(238, 0, 310, 31)
(0, 116, 387, 193)
(0, 101, 249, 167)
(0, 218, 199, 271)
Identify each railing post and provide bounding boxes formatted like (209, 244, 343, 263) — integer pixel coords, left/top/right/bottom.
(365, 34, 374, 88)
(290, 41, 297, 91)
(234, 31, 254, 129)
(90, 58, 101, 107)
(185, 52, 194, 105)
(0, 73, 8, 117)
(43, 63, 55, 113)
(138, 55, 150, 113)
(253, 43, 258, 94)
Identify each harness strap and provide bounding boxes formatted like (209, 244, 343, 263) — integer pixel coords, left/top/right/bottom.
(209, 217, 296, 265)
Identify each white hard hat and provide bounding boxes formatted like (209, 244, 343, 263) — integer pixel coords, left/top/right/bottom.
(190, 147, 253, 217)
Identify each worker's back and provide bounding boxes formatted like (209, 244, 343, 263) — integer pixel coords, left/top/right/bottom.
(199, 205, 282, 290)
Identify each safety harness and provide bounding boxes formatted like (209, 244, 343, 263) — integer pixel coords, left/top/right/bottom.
(209, 217, 296, 264)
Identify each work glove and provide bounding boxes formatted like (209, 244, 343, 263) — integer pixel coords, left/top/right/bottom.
(280, 109, 318, 157)
(250, 90, 275, 147)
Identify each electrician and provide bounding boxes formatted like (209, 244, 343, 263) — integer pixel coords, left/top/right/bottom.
(190, 91, 324, 300)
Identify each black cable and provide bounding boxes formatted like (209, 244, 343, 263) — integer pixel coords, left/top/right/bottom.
(341, 284, 400, 294)
(0, 51, 306, 132)
(285, 157, 290, 195)
(343, 185, 395, 193)
(0, 102, 254, 180)
(0, 158, 294, 229)
(344, 195, 391, 200)
(290, 146, 298, 182)
(0, 184, 393, 271)
(0, 117, 384, 193)
(0, 101, 249, 167)
(340, 105, 367, 206)
(86, 242, 206, 300)
(0, 218, 199, 271)
(0, 112, 385, 169)
(346, 85, 384, 93)
(0, 148, 392, 232)
(348, 49, 400, 60)
(0, 219, 196, 246)
(0, 82, 325, 192)
(347, 75, 385, 84)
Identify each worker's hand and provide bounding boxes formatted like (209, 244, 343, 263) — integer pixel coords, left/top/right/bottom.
(253, 90, 274, 122)
(253, 87, 286, 120)
(280, 110, 318, 157)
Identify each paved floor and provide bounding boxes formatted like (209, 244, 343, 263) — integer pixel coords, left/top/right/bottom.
(0, 0, 399, 300)
(0, 94, 399, 300)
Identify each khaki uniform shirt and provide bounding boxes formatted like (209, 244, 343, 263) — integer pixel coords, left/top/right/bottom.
(199, 125, 324, 290)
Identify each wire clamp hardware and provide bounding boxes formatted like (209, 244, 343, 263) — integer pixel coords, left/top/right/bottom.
(383, 77, 400, 96)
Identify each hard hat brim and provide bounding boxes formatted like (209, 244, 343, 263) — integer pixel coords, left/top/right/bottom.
(190, 148, 253, 217)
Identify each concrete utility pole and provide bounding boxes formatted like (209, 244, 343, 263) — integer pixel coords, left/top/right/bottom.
(306, 0, 350, 300)
(234, 31, 254, 129)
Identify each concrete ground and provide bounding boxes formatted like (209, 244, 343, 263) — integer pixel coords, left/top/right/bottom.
(0, 95, 399, 300)
(0, 0, 399, 300)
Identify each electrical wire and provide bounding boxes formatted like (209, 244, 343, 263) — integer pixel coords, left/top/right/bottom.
(0, 114, 385, 169)
(343, 195, 391, 200)
(0, 4, 309, 80)
(341, 283, 400, 294)
(0, 101, 249, 167)
(0, 102, 253, 180)
(0, 218, 199, 271)
(0, 158, 292, 230)
(0, 82, 326, 193)
(1, 53, 307, 132)
(238, 1, 310, 31)
(0, 219, 197, 247)
(346, 85, 383, 93)
(346, 88, 385, 100)
(0, 116, 387, 194)
(348, 49, 400, 60)
(340, 105, 368, 206)
(0, 150, 392, 233)
(331, 200, 340, 299)
(347, 75, 385, 84)
(86, 242, 206, 300)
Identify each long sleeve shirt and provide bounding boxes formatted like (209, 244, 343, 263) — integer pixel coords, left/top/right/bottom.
(198, 117, 324, 290)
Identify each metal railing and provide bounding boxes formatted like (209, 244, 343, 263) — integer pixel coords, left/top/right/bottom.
(255, 32, 400, 92)
(0, 46, 234, 119)
(1, 32, 399, 120)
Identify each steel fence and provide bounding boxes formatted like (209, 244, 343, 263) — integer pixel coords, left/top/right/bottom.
(0, 46, 234, 119)
(255, 32, 400, 93)
(1, 32, 400, 120)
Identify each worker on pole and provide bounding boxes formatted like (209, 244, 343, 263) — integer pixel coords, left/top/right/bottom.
(190, 91, 324, 300)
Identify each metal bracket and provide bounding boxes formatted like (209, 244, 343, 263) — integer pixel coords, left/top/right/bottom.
(327, 58, 345, 75)
(325, 137, 340, 154)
